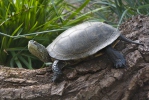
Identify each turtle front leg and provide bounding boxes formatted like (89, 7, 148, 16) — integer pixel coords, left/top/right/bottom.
(105, 46, 126, 68)
(52, 60, 63, 82)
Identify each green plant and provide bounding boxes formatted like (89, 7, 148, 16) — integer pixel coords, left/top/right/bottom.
(91, 0, 149, 25)
(0, 0, 104, 68)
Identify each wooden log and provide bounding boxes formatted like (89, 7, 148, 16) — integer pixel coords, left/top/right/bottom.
(0, 15, 149, 100)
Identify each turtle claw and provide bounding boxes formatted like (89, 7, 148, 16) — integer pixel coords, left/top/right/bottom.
(114, 59, 126, 68)
(105, 46, 127, 69)
(52, 73, 62, 82)
(52, 75, 57, 82)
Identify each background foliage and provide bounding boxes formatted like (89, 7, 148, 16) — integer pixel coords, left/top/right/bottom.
(0, 0, 100, 68)
(0, 0, 148, 69)
(91, 0, 149, 25)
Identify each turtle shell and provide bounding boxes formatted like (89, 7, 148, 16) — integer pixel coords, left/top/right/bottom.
(46, 22, 120, 60)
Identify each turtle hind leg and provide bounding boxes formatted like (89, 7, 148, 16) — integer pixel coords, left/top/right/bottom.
(52, 60, 63, 82)
(119, 34, 143, 45)
(105, 46, 126, 68)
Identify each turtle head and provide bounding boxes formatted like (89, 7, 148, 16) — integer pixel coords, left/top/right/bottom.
(28, 40, 51, 62)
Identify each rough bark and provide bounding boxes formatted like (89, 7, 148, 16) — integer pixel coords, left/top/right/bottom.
(0, 15, 149, 100)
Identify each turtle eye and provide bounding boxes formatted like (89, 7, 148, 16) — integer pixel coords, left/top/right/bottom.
(33, 41, 36, 43)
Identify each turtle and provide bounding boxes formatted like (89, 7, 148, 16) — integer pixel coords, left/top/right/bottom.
(28, 22, 143, 82)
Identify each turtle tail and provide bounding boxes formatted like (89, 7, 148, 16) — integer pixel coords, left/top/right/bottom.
(119, 35, 143, 45)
